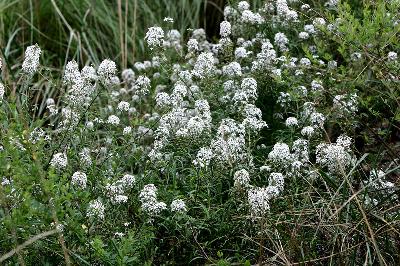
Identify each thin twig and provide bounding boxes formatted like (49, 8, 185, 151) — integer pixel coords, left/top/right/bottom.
(0, 229, 60, 263)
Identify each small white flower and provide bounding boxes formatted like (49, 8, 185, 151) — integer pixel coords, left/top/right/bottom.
(0, 82, 4, 100)
(85, 121, 94, 130)
(113, 195, 128, 204)
(193, 147, 214, 168)
(313, 17, 326, 27)
(388, 51, 397, 61)
(241, 10, 264, 24)
(310, 112, 325, 128)
(248, 187, 271, 217)
(285, 117, 298, 127)
(222, 62, 242, 77)
(114, 232, 125, 238)
(235, 47, 249, 59)
(134, 75, 151, 96)
(300, 58, 311, 67)
(304, 24, 316, 34)
(87, 199, 105, 219)
(170, 199, 187, 213)
(351, 52, 362, 61)
(139, 184, 167, 217)
(301, 4, 310, 11)
(50, 153, 68, 169)
(121, 174, 136, 189)
(187, 39, 199, 52)
(316, 136, 352, 173)
(274, 32, 289, 52)
(238, 1, 250, 11)
(71, 171, 87, 189)
(192, 52, 215, 79)
(260, 165, 271, 172)
(22, 44, 41, 75)
(163, 17, 174, 23)
(117, 101, 130, 112)
(123, 126, 132, 135)
(219, 21, 231, 37)
(328, 60, 337, 69)
(98, 59, 117, 83)
(268, 142, 292, 164)
(301, 126, 315, 137)
(269, 172, 284, 192)
(299, 32, 309, 39)
(233, 169, 251, 188)
(107, 115, 120, 125)
(145, 26, 164, 50)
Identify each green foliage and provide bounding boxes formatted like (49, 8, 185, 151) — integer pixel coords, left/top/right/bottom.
(1, 0, 399, 265)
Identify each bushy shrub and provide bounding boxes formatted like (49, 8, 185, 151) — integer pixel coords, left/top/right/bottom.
(0, 0, 399, 264)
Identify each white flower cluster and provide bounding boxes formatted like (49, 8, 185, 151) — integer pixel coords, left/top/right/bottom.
(117, 101, 130, 112)
(50, 152, 68, 169)
(150, 85, 212, 162)
(387, 51, 397, 61)
(242, 103, 267, 132)
(316, 135, 353, 174)
(220, 21, 231, 37)
(170, 199, 187, 213)
(247, 187, 271, 217)
(121, 68, 135, 87)
(28, 127, 50, 144)
(123, 126, 132, 135)
(86, 199, 105, 219)
(165, 29, 182, 51)
(285, 117, 298, 127)
(268, 142, 292, 164)
(71, 171, 87, 189)
(275, 0, 298, 23)
(251, 40, 277, 71)
(241, 9, 264, 25)
(22, 44, 41, 75)
(79, 148, 92, 168)
(98, 59, 117, 83)
(193, 147, 213, 168)
(107, 115, 120, 125)
(46, 98, 58, 115)
(233, 169, 251, 188)
(187, 38, 199, 53)
(105, 174, 136, 204)
(222, 62, 242, 77)
(58, 108, 80, 132)
(63, 60, 97, 107)
(363, 169, 397, 206)
(0, 82, 4, 100)
(333, 93, 358, 118)
(133, 75, 151, 96)
(209, 119, 247, 166)
(274, 32, 289, 52)
(367, 170, 396, 192)
(139, 184, 167, 217)
(145, 26, 165, 50)
(325, 0, 339, 8)
(247, 172, 285, 218)
(192, 52, 215, 78)
(232, 77, 258, 106)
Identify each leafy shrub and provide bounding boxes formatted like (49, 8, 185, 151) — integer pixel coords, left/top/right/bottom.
(0, 0, 399, 265)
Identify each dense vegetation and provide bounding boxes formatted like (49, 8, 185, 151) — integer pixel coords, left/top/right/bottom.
(0, 0, 399, 265)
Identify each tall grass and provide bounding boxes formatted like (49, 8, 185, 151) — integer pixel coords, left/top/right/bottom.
(0, 0, 205, 71)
